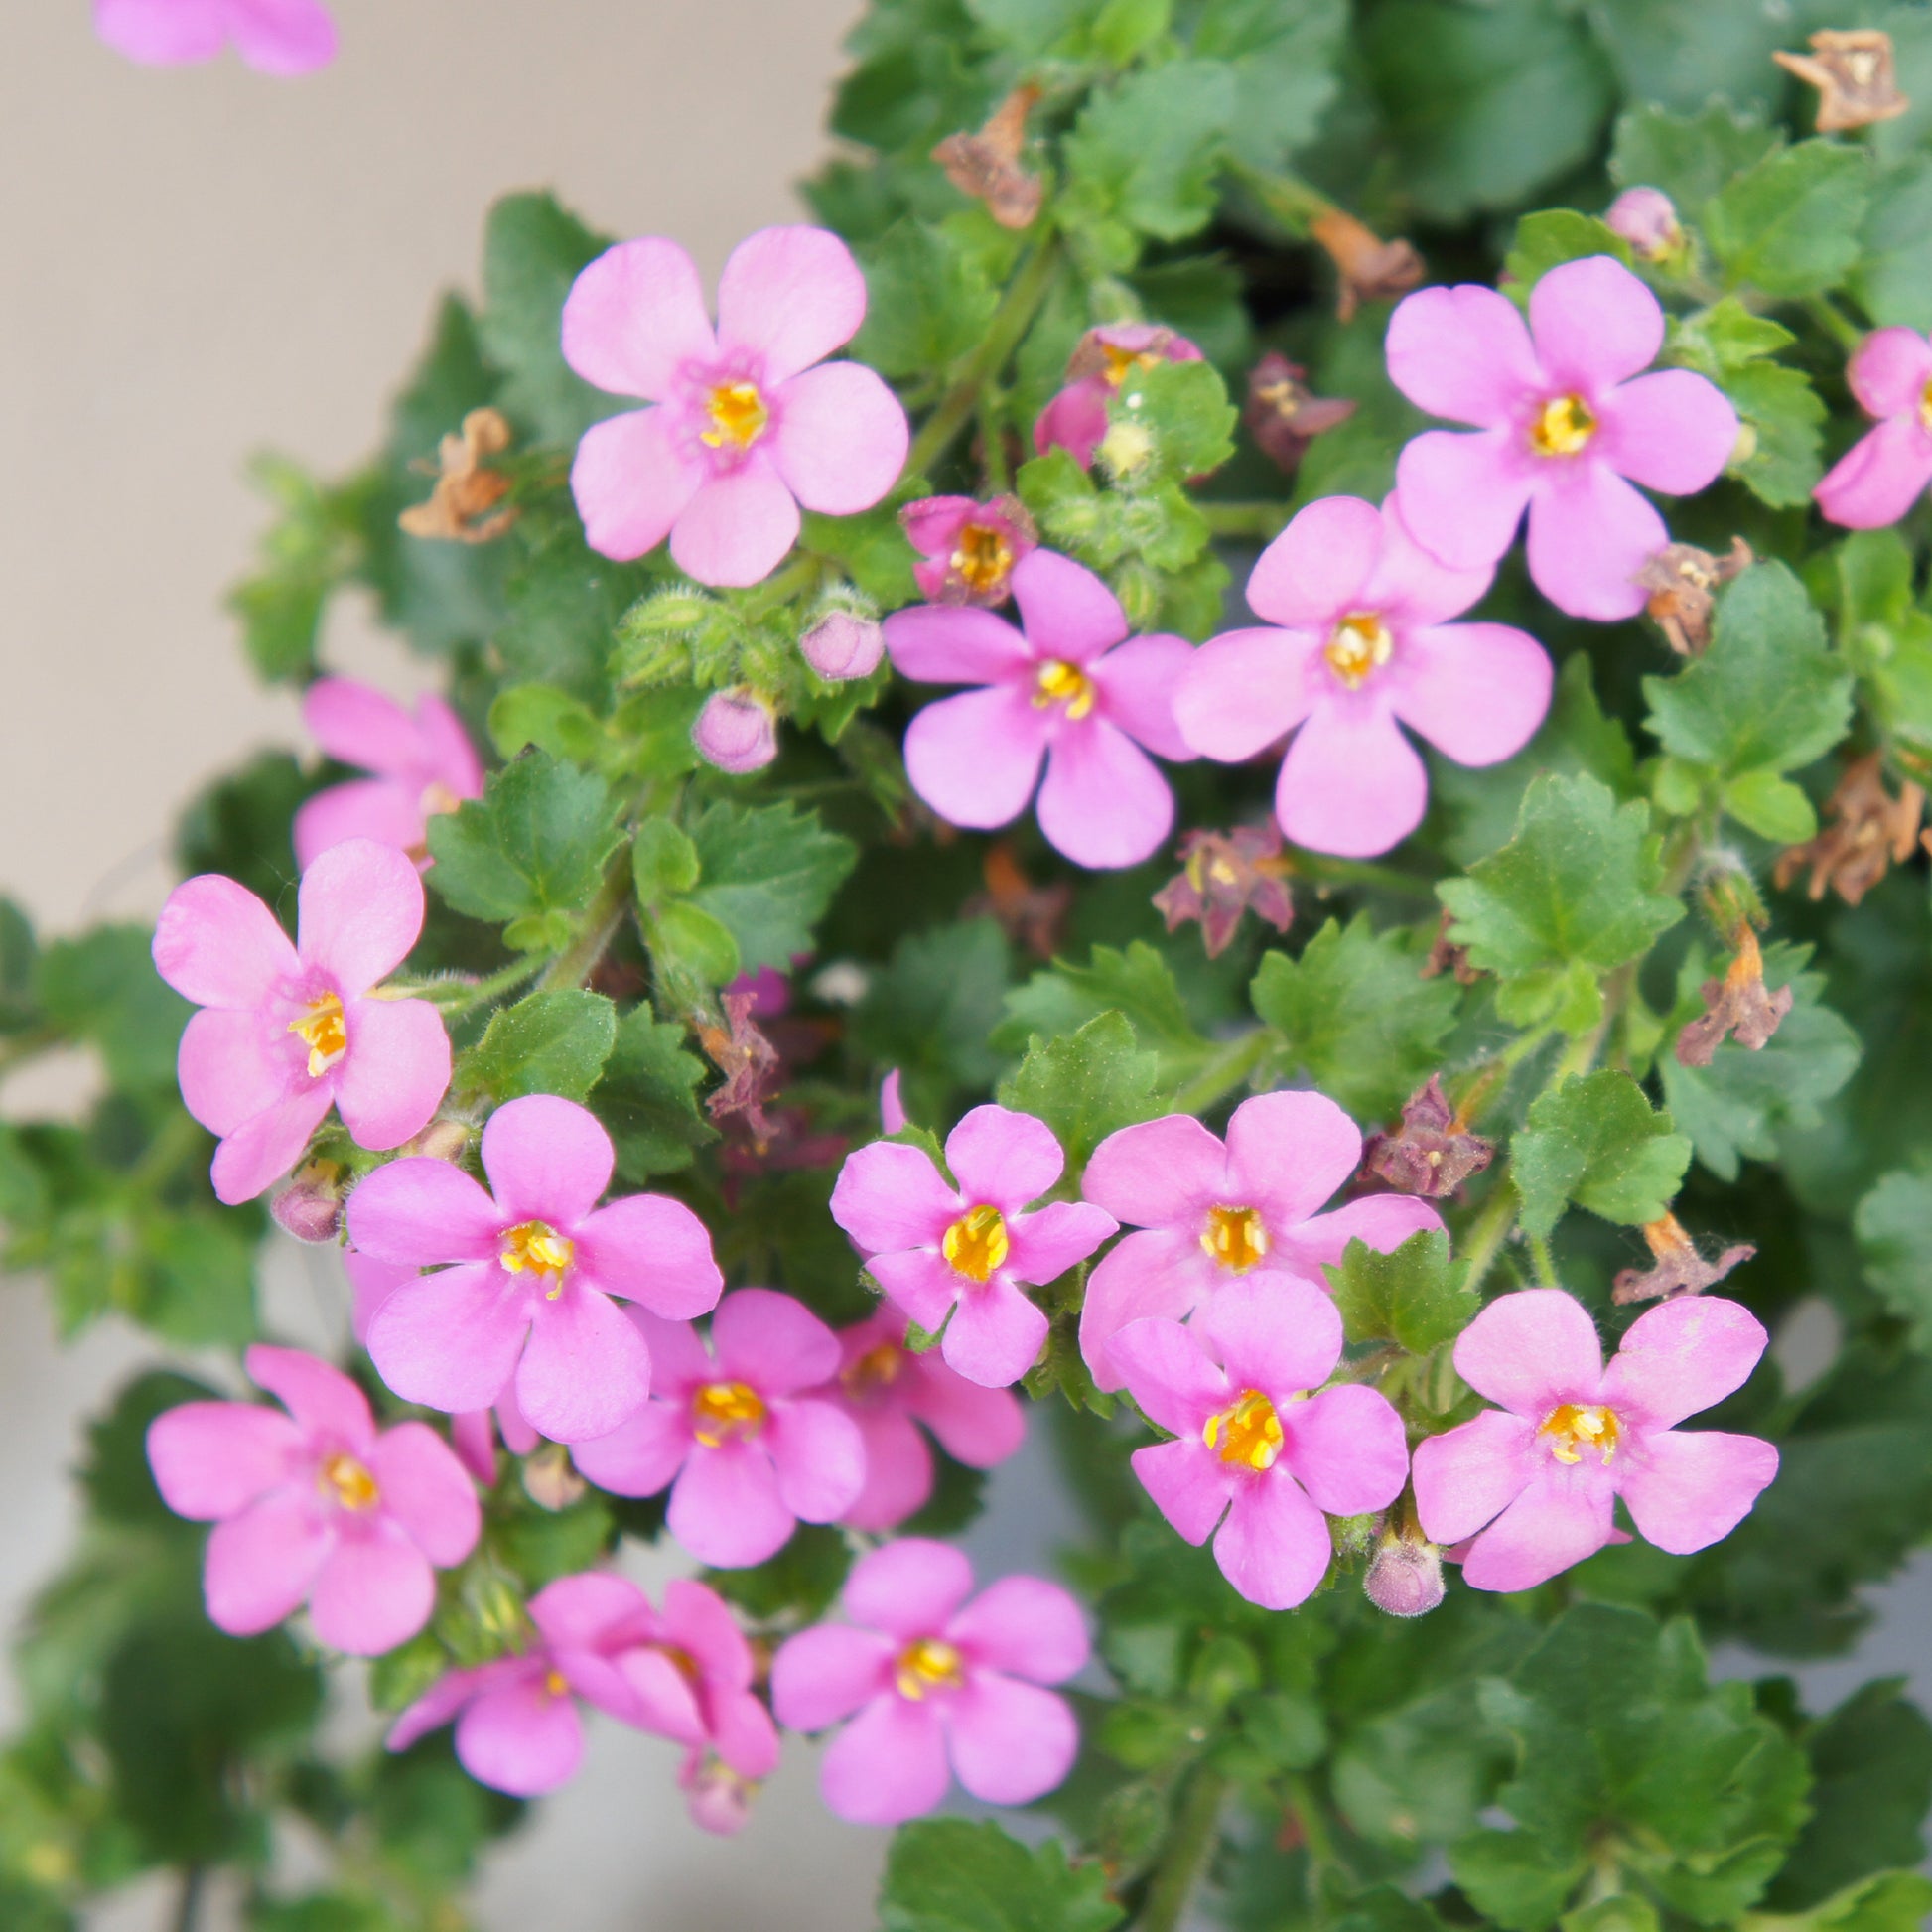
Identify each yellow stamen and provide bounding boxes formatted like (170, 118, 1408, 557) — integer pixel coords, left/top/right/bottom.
(942, 1204, 1010, 1283)
(1324, 612, 1394, 690)
(319, 1451, 379, 1512)
(692, 1380, 767, 1448)
(895, 1638, 965, 1700)
(499, 1220, 575, 1298)
(1202, 1390, 1285, 1470)
(1919, 378, 1932, 434)
(1199, 1204, 1271, 1275)
(1100, 344, 1162, 388)
(1034, 658, 1097, 720)
(1540, 1402, 1621, 1465)
(1529, 393, 1597, 457)
(700, 380, 769, 451)
(950, 521, 1015, 595)
(842, 1338, 905, 1392)
(544, 1669, 570, 1699)
(289, 993, 347, 1078)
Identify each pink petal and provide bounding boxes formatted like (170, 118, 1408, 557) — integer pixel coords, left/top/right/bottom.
(1596, 369, 1737, 494)
(481, 1094, 614, 1228)
(1010, 548, 1128, 664)
(670, 463, 801, 588)
(1412, 1408, 1539, 1546)
(456, 1676, 586, 1796)
(147, 1402, 303, 1519)
(1132, 1439, 1232, 1543)
(153, 874, 299, 1010)
(944, 1103, 1063, 1210)
(1392, 621, 1553, 766)
(1173, 625, 1322, 762)
(418, 697, 483, 798)
(765, 1398, 867, 1522)
(224, 0, 337, 74)
(309, 1533, 435, 1655)
(1277, 700, 1429, 858)
(386, 1662, 496, 1753)
(1093, 632, 1196, 762)
(1394, 430, 1534, 571)
(1282, 1384, 1410, 1515)
(1199, 1276, 1345, 1399)
(366, 1263, 532, 1415)
(620, 1650, 706, 1744)
(561, 237, 717, 402)
(712, 1288, 842, 1395)
(941, 1279, 1049, 1388)
(1524, 462, 1666, 621)
(204, 1493, 330, 1636)
(245, 1343, 373, 1448)
(1007, 1201, 1117, 1284)
(1598, 1294, 1768, 1429)
(830, 1141, 960, 1255)
(1214, 1472, 1332, 1610)
(530, 1572, 654, 1650)
(573, 1193, 722, 1318)
(1037, 720, 1174, 869)
(1246, 495, 1383, 627)
(1460, 1465, 1614, 1590)
(716, 225, 867, 385)
(569, 1398, 689, 1496)
(905, 1358, 1025, 1468)
(947, 1578, 1087, 1683)
(1369, 493, 1495, 625)
(210, 1082, 335, 1206)
(869, 1249, 963, 1333)
(947, 1673, 1078, 1804)
(570, 406, 705, 562)
(843, 1408, 936, 1531)
(1848, 326, 1932, 418)
(296, 839, 425, 998)
(1080, 1233, 1211, 1393)
(177, 1006, 289, 1138)
(1452, 1289, 1604, 1419)
(95, 0, 224, 64)
(880, 1068, 907, 1135)
(345, 1251, 411, 1346)
(1279, 1193, 1446, 1279)
(302, 679, 426, 776)
(1035, 380, 1109, 467)
(1529, 255, 1664, 395)
(1815, 417, 1932, 529)
(769, 362, 908, 514)
(294, 781, 426, 873)
(515, 1285, 653, 1443)
(712, 1690, 781, 1780)
(820, 1695, 950, 1825)
(335, 996, 450, 1151)
(1084, 1115, 1227, 1229)
(771, 1624, 895, 1730)
(667, 1444, 795, 1568)
(1615, 1428, 1778, 1554)
(1225, 1090, 1365, 1231)
(1110, 1316, 1227, 1437)
(449, 1409, 496, 1484)
(1386, 284, 1541, 426)
(902, 686, 1048, 831)
(345, 1158, 503, 1265)
(366, 1422, 481, 1566)
(846, 1537, 977, 1637)
(884, 605, 1033, 685)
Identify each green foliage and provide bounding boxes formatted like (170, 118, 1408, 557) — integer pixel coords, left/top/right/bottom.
(591, 1004, 715, 1182)
(1514, 1071, 1692, 1238)
(684, 799, 858, 975)
(998, 1010, 1159, 1169)
(1503, 210, 1631, 296)
(879, 1819, 1125, 1932)
(1670, 301, 1825, 510)
(1706, 141, 1872, 299)
(1608, 100, 1780, 213)
(477, 192, 613, 444)
(460, 989, 617, 1103)
(1324, 1229, 1472, 1354)
(1855, 1165, 1932, 1352)
(226, 455, 370, 684)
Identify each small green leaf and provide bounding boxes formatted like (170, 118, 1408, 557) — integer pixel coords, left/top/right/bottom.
(1855, 1167, 1932, 1354)
(1849, 154, 1932, 333)
(37, 927, 192, 1093)
(461, 990, 616, 1103)
(1324, 1230, 1472, 1355)
(1503, 210, 1630, 298)
(1723, 769, 1818, 843)
(1121, 357, 1238, 481)
(631, 819, 701, 902)
(648, 900, 741, 990)
(1607, 99, 1780, 216)
(592, 1005, 716, 1183)
(854, 220, 1001, 378)
(478, 192, 614, 444)
(1186, 0, 1346, 172)
(1706, 140, 1872, 298)
(879, 1818, 1125, 1932)
(995, 942, 1201, 1059)
(998, 1010, 1159, 1170)
(1513, 1070, 1692, 1238)
(684, 800, 857, 975)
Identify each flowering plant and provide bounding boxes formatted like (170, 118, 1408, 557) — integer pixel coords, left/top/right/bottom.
(10, 2, 1932, 1927)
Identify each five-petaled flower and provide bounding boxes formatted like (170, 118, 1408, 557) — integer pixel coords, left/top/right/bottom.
(346, 1095, 722, 1444)
(1175, 494, 1552, 857)
(1387, 255, 1737, 621)
(1111, 1278, 1412, 1610)
(569, 1290, 865, 1568)
(1035, 324, 1203, 469)
(884, 548, 1196, 870)
(771, 1539, 1087, 1825)
(94, 0, 336, 73)
(155, 837, 453, 1206)
(147, 1344, 480, 1655)
(830, 1103, 1117, 1388)
(1814, 327, 1932, 529)
(1412, 1288, 1779, 1590)
(1078, 1090, 1443, 1393)
(899, 494, 1038, 608)
(563, 225, 908, 587)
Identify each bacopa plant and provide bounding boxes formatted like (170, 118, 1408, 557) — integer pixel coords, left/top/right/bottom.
(11, 1, 1932, 1927)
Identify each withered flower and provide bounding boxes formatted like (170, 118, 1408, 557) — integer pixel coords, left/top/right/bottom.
(1153, 823, 1293, 959)
(1774, 754, 1925, 907)
(1311, 207, 1424, 323)
(1676, 925, 1793, 1067)
(1423, 906, 1479, 986)
(398, 407, 516, 543)
(1774, 29, 1909, 133)
(698, 989, 783, 1151)
(1363, 1075, 1494, 1199)
(967, 842, 1071, 959)
(1243, 352, 1358, 476)
(932, 84, 1043, 231)
(1613, 1213, 1755, 1306)
(521, 1443, 588, 1512)
(1636, 537, 1753, 657)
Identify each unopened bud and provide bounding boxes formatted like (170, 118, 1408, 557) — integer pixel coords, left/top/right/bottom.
(271, 1161, 345, 1244)
(403, 1117, 473, 1163)
(1364, 1532, 1446, 1618)
(693, 689, 778, 774)
(680, 1750, 756, 1835)
(1605, 186, 1682, 262)
(800, 610, 885, 682)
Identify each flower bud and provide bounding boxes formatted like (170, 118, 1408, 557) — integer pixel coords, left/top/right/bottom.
(521, 1443, 587, 1512)
(403, 1117, 473, 1163)
(680, 1751, 756, 1836)
(1606, 187, 1682, 262)
(270, 1162, 345, 1244)
(800, 610, 885, 682)
(1364, 1531, 1446, 1618)
(693, 689, 778, 774)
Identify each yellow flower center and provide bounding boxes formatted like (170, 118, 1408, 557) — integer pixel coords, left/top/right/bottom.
(895, 1638, 965, 1700)
(544, 1669, 570, 1699)
(842, 1338, 905, 1392)
(1100, 344, 1162, 388)
(1540, 1402, 1621, 1465)
(1203, 1390, 1285, 1470)
(289, 993, 348, 1078)
(1919, 378, 1932, 433)
(692, 1380, 767, 1448)
(499, 1221, 575, 1298)
(1323, 612, 1394, 690)
(1529, 393, 1597, 457)
(950, 521, 1015, 595)
(700, 380, 769, 451)
(319, 1451, 379, 1512)
(1034, 658, 1097, 720)
(942, 1204, 1010, 1283)
(1199, 1204, 1271, 1274)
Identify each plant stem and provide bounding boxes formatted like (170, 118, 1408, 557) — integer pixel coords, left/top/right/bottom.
(1529, 1231, 1559, 1286)
(539, 848, 635, 993)
(419, 957, 547, 1015)
(1200, 501, 1294, 540)
(1457, 1175, 1520, 1300)
(1137, 1765, 1227, 1932)
(1169, 1030, 1270, 1118)
(1226, 159, 1338, 236)
(1292, 852, 1441, 902)
(1804, 293, 1863, 354)
(170, 1865, 207, 1932)
(739, 553, 824, 623)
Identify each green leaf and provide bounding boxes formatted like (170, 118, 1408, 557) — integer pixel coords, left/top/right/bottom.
(1851, 153, 1932, 332)
(1855, 1167, 1932, 1353)
(1514, 1070, 1692, 1238)
(225, 455, 368, 684)
(1706, 140, 1872, 299)
(647, 900, 741, 990)
(174, 750, 308, 911)
(996, 942, 1201, 1059)
(36, 927, 191, 1093)
(1503, 210, 1630, 297)
(1251, 916, 1460, 1121)
(854, 220, 1000, 378)
(962, 0, 1102, 58)
(461, 989, 616, 1103)
(82, 1370, 220, 1530)
(685, 799, 857, 975)
(1724, 360, 1827, 508)
(1608, 100, 1780, 218)
(591, 1005, 716, 1183)
(1766, 1873, 1932, 1932)
(1181, 0, 1347, 171)
(631, 818, 702, 902)
(1124, 357, 1238, 481)
(496, 515, 652, 698)
(1324, 1229, 1473, 1354)
(998, 1010, 1159, 1170)
(854, 918, 1012, 1119)
(879, 1819, 1125, 1932)
(1585, 0, 1793, 115)
(1723, 768, 1818, 843)
(704, 1524, 852, 1624)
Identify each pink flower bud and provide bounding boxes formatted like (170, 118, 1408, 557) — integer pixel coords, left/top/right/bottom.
(680, 1751, 756, 1836)
(1364, 1532, 1446, 1618)
(271, 1165, 345, 1244)
(693, 690, 778, 774)
(801, 610, 885, 681)
(1605, 187, 1682, 262)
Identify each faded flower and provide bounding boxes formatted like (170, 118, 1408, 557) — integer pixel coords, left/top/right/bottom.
(1363, 1075, 1494, 1198)
(1637, 537, 1753, 656)
(1775, 29, 1909, 134)
(1774, 754, 1925, 906)
(398, 407, 517, 543)
(1243, 353, 1358, 475)
(1153, 823, 1293, 958)
(1676, 925, 1793, 1066)
(1613, 1213, 1755, 1306)
(932, 85, 1043, 230)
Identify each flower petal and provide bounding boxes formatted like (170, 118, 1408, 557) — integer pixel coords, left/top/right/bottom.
(455, 1676, 585, 1796)
(1452, 1289, 1604, 1419)
(1278, 1193, 1446, 1280)
(302, 679, 426, 776)
(335, 997, 450, 1151)
(712, 1288, 842, 1394)
(869, 1249, 963, 1332)
(515, 1285, 653, 1443)
(1595, 369, 1737, 494)
(366, 1263, 533, 1416)
(153, 874, 299, 1010)
(245, 1344, 373, 1447)
(885, 604, 1033, 685)
(569, 1398, 690, 1497)
(1093, 631, 1195, 761)
(1276, 701, 1429, 859)
(1080, 1233, 1212, 1393)
(843, 1408, 935, 1532)
(529, 1571, 654, 1650)
(941, 1278, 1049, 1388)
(1037, 720, 1175, 869)
(294, 780, 426, 874)
(1598, 1294, 1769, 1429)
(1110, 1316, 1227, 1438)
(765, 1398, 867, 1523)
(570, 406, 705, 562)
(903, 686, 1047, 831)
(346, 1158, 503, 1265)
(1084, 1115, 1228, 1229)
(667, 1445, 795, 1568)
(309, 1534, 435, 1655)
(147, 1401, 303, 1519)
(573, 1194, 722, 1318)
(296, 839, 425, 998)
(1394, 429, 1534, 571)
(224, 0, 337, 75)
(210, 1083, 336, 1206)
(945, 1103, 1063, 1209)
(1035, 379, 1109, 467)
(1283, 1384, 1410, 1516)
(1214, 1472, 1332, 1610)
(1529, 255, 1664, 395)
(1009, 549, 1128, 663)
(204, 1493, 330, 1636)
(830, 1142, 959, 1255)
(1173, 626, 1321, 762)
(1392, 621, 1553, 767)
(561, 236, 717, 401)
(1224, 1089, 1365, 1232)
(1131, 1439, 1230, 1544)
(1246, 495, 1383, 627)
(947, 1674, 1079, 1805)
(1199, 1276, 1345, 1399)
(716, 225, 867, 384)
(1387, 284, 1541, 426)
(481, 1094, 614, 1228)
(1369, 493, 1495, 626)
(820, 1695, 950, 1825)
(1007, 1201, 1117, 1285)
(1524, 462, 1665, 622)
(1412, 1408, 1539, 1546)
(1615, 1428, 1778, 1554)
(95, 0, 225, 63)
(771, 1624, 895, 1729)
(769, 362, 908, 514)
(1460, 1465, 1614, 1591)
(177, 1006, 290, 1138)
(1815, 417, 1932, 529)
(904, 1359, 1026, 1469)
(845, 1537, 978, 1638)
(366, 1422, 481, 1567)
(947, 1577, 1088, 1683)
(1849, 325, 1932, 419)
(672, 463, 802, 588)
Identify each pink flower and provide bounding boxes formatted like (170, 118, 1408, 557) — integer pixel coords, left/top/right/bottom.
(94, 0, 335, 73)
(155, 838, 452, 1206)
(1078, 1090, 1444, 1393)
(147, 1344, 479, 1655)
(1111, 1279, 1411, 1610)
(568, 1290, 865, 1567)
(293, 678, 484, 873)
(819, 1313, 1027, 1531)
(1604, 188, 1682, 262)
(900, 495, 1038, 607)
(800, 610, 886, 681)
(1035, 324, 1204, 469)
(829, 1103, 1117, 1388)
(562, 226, 908, 588)
(883, 549, 1196, 870)
(692, 688, 778, 773)
(1387, 256, 1738, 621)
(771, 1539, 1087, 1825)
(1815, 327, 1932, 528)
(1412, 1289, 1779, 1591)
(345, 1094, 723, 1444)
(1173, 494, 1552, 857)
(880, 1069, 907, 1135)
(386, 1572, 660, 1797)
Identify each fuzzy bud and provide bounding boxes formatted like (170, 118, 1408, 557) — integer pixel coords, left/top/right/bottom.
(270, 1162, 345, 1244)
(1364, 1532, 1446, 1618)
(693, 689, 778, 774)
(1605, 187, 1683, 262)
(680, 1752, 756, 1836)
(800, 610, 885, 682)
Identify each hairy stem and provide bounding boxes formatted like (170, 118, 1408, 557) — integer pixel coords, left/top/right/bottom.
(1293, 853, 1441, 902)
(1457, 1175, 1520, 1300)
(1226, 159, 1340, 236)
(539, 846, 635, 993)
(1169, 1030, 1270, 1118)
(1137, 1765, 1227, 1932)
(1804, 292, 1863, 355)
(418, 957, 547, 1015)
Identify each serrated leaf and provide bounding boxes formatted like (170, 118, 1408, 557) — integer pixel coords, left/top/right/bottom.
(1855, 1167, 1932, 1354)
(854, 918, 1012, 1120)
(461, 989, 616, 1103)
(1608, 100, 1780, 216)
(592, 1005, 716, 1183)
(1850, 154, 1932, 333)
(996, 942, 1202, 1058)
(854, 220, 1001, 378)
(1123, 357, 1238, 480)
(684, 800, 857, 975)
(1183, 0, 1346, 171)
(1723, 768, 1817, 843)
(997, 1010, 1159, 1169)
(879, 1818, 1125, 1932)
(1706, 141, 1871, 299)
(1586, 1, 1791, 116)
(1324, 1229, 1472, 1354)
(1503, 210, 1630, 298)
(1514, 1070, 1691, 1238)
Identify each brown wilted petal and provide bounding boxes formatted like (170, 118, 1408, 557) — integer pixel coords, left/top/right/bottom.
(1774, 754, 1925, 907)
(1363, 1074, 1494, 1199)
(1613, 1213, 1755, 1305)
(698, 990, 783, 1151)
(1311, 208, 1425, 323)
(1676, 926, 1794, 1067)
(1153, 823, 1293, 959)
(398, 407, 517, 544)
(966, 842, 1071, 959)
(1243, 352, 1358, 476)
(1423, 907, 1479, 986)
(1636, 537, 1753, 657)
(521, 1444, 588, 1512)
(1774, 29, 1909, 133)
(932, 85, 1043, 230)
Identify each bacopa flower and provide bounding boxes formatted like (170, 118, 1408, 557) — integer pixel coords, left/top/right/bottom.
(147, 1345, 479, 1655)
(155, 838, 452, 1206)
(900, 495, 1038, 608)
(386, 1572, 660, 1796)
(569, 1290, 865, 1568)
(1078, 1090, 1443, 1393)
(883, 549, 1195, 870)
(1411, 1289, 1779, 1591)
(1603, 187, 1683, 263)
(94, 0, 336, 73)
(1112, 1279, 1411, 1610)
(771, 1539, 1087, 1826)
(293, 677, 484, 872)
(1035, 324, 1202, 469)
(562, 225, 908, 587)
(820, 1313, 1028, 1532)
(1386, 256, 1738, 621)
(1174, 494, 1552, 857)
(692, 688, 779, 773)
(830, 1103, 1117, 1388)
(1814, 327, 1932, 529)
(345, 1094, 722, 1444)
